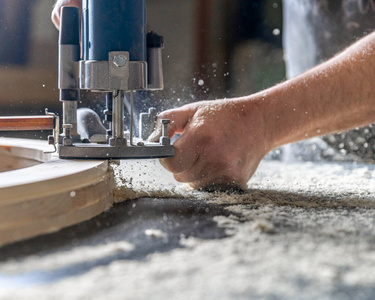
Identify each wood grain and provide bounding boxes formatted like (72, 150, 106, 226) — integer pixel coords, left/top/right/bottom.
(0, 115, 55, 131)
(0, 138, 115, 247)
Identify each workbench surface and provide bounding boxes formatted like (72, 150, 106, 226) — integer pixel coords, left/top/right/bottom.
(1, 159, 375, 300)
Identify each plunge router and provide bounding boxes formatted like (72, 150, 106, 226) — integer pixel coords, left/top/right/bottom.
(55, 1, 174, 159)
(0, 0, 173, 160)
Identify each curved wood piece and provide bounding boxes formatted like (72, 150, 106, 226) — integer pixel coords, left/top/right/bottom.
(0, 138, 114, 247)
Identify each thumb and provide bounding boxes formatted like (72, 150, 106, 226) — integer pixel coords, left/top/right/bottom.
(148, 105, 196, 142)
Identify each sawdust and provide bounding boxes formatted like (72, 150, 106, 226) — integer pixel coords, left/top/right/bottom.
(0, 241, 135, 275)
(1, 159, 375, 299)
(111, 159, 191, 202)
(144, 229, 168, 239)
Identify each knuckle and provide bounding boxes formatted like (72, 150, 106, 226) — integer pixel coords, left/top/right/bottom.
(158, 108, 178, 120)
(173, 173, 188, 183)
(168, 120, 177, 133)
(159, 156, 185, 174)
(159, 158, 174, 173)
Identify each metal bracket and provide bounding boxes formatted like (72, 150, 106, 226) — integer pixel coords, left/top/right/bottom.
(79, 51, 147, 91)
(139, 108, 157, 140)
(45, 109, 60, 154)
(109, 52, 130, 90)
(59, 142, 174, 159)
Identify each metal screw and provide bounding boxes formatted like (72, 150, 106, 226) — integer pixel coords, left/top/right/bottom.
(161, 119, 170, 137)
(113, 55, 128, 67)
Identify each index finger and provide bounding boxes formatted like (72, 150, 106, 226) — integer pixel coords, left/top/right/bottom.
(148, 104, 197, 142)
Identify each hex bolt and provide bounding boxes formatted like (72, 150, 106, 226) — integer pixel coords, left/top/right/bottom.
(113, 54, 128, 67)
(161, 119, 170, 137)
(63, 123, 73, 139)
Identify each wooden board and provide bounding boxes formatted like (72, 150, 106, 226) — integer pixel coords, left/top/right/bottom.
(0, 115, 55, 131)
(0, 138, 114, 247)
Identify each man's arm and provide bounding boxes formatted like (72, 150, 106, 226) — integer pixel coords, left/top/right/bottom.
(51, 0, 82, 29)
(151, 31, 375, 190)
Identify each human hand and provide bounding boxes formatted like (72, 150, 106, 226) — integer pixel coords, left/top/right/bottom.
(149, 98, 271, 191)
(51, 0, 82, 29)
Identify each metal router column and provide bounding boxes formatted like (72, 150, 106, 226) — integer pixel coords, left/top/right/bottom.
(59, 7, 80, 140)
(111, 90, 125, 145)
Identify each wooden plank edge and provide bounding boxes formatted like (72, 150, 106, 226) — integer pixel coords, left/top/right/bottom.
(0, 171, 114, 247)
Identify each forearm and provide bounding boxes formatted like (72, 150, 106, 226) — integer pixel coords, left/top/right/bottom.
(245, 31, 375, 150)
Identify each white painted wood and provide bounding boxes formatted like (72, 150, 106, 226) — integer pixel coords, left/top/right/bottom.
(0, 138, 115, 247)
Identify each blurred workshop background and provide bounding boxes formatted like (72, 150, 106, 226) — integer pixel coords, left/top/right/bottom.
(0, 0, 284, 122)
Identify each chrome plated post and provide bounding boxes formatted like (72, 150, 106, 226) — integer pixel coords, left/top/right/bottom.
(63, 101, 78, 136)
(129, 90, 136, 146)
(112, 90, 125, 139)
